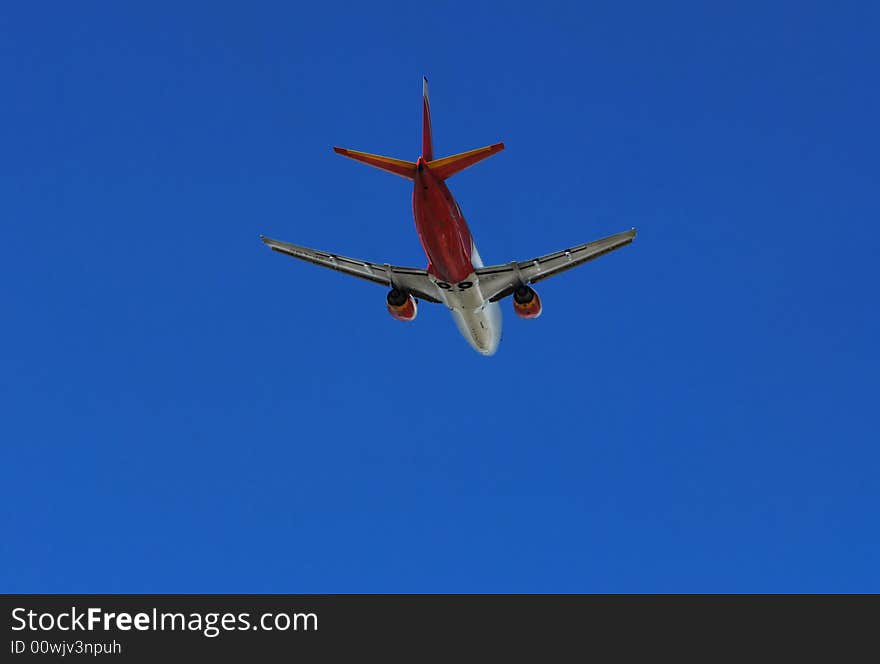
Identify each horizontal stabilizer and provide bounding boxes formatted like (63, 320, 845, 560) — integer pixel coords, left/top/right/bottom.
(333, 147, 417, 179)
(426, 143, 504, 180)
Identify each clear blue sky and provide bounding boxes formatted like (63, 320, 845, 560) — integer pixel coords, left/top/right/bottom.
(2, 2, 878, 592)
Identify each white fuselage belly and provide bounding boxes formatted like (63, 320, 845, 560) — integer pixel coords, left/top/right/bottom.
(431, 244, 502, 356)
(449, 299, 502, 356)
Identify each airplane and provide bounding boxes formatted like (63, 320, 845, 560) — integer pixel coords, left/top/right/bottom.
(260, 78, 636, 356)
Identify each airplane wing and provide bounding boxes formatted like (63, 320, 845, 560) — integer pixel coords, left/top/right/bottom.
(260, 236, 443, 303)
(475, 229, 637, 302)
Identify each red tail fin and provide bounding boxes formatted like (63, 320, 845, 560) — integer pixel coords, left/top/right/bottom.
(422, 77, 434, 161)
(426, 143, 505, 180)
(334, 78, 502, 181)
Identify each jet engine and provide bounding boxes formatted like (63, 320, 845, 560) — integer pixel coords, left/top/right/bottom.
(386, 288, 418, 322)
(512, 285, 542, 319)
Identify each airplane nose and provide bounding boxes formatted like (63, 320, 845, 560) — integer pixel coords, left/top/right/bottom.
(477, 332, 500, 356)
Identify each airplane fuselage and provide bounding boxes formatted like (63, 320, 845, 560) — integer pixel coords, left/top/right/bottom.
(261, 79, 635, 355)
(412, 156, 502, 355)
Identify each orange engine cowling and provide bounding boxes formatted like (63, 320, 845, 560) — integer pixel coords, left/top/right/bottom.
(513, 285, 542, 319)
(386, 289, 418, 322)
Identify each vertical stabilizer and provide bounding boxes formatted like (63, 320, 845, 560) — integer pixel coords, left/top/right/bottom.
(422, 76, 434, 161)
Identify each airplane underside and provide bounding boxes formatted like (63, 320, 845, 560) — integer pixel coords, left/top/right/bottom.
(259, 77, 636, 355)
(448, 299, 503, 356)
(429, 244, 502, 355)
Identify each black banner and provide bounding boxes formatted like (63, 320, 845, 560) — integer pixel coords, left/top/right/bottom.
(2, 595, 875, 660)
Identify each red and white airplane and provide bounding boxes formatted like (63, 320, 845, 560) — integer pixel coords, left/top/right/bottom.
(261, 78, 636, 355)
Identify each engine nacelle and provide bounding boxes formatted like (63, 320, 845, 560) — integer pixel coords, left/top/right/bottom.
(386, 288, 418, 322)
(512, 285, 542, 319)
